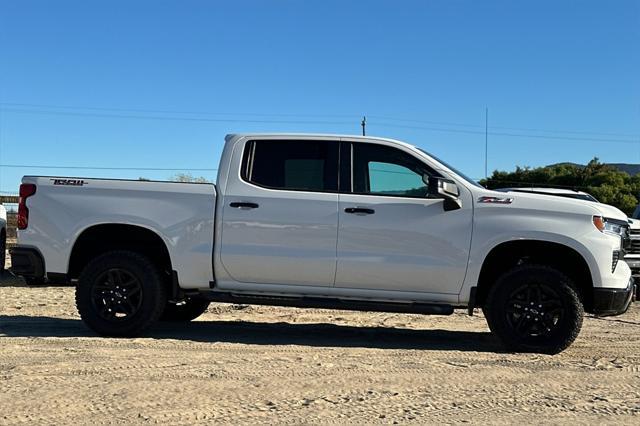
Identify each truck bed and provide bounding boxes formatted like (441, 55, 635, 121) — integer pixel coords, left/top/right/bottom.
(17, 176, 217, 288)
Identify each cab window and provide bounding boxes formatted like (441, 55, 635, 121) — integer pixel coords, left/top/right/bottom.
(242, 140, 339, 192)
(352, 144, 435, 198)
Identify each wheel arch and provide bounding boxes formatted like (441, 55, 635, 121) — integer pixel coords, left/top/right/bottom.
(68, 223, 173, 280)
(476, 239, 595, 312)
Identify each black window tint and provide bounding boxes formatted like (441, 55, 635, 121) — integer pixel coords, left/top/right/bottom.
(243, 140, 338, 192)
(352, 143, 435, 198)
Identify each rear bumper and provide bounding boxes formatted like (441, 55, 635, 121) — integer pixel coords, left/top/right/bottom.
(592, 278, 636, 316)
(9, 246, 70, 285)
(9, 246, 45, 280)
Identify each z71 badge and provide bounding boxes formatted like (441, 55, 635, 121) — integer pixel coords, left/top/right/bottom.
(51, 179, 87, 186)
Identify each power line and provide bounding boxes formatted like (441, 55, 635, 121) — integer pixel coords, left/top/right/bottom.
(368, 121, 640, 144)
(6, 106, 636, 144)
(2, 102, 638, 140)
(489, 124, 640, 139)
(368, 114, 485, 129)
(0, 102, 360, 120)
(365, 115, 640, 139)
(1, 108, 355, 126)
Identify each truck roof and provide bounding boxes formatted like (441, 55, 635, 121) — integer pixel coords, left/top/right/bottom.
(225, 133, 414, 147)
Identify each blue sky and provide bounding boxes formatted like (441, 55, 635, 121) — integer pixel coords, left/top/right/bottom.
(0, 0, 638, 194)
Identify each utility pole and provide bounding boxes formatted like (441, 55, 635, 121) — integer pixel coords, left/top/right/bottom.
(484, 107, 489, 179)
(361, 116, 366, 136)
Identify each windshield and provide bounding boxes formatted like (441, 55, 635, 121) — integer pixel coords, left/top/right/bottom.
(416, 147, 484, 188)
(558, 193, 598, 202)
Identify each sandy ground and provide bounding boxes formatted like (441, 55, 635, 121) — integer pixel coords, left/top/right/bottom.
(0, 265, 639, 424)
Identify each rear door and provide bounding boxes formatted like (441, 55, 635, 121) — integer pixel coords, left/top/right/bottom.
(219, 137, 340, 287)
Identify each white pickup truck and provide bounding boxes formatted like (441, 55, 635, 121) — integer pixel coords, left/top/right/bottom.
(11, 134, 636, 354)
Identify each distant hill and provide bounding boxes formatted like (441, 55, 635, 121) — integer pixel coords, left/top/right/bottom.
(548, 162, 640, 176)
(608, 163, 640, 176)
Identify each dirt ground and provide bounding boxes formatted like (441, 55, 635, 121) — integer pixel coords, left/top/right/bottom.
(0, 267, 639, 425)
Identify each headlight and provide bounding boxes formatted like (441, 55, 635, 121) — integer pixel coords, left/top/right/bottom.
(593, 216, 629, 238)
(605, 221, 624, 235)
(593, 216, 629, 236)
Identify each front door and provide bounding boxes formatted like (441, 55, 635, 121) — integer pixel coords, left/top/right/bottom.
(219, 138, 339, 287)
(335, 142, 473, 294)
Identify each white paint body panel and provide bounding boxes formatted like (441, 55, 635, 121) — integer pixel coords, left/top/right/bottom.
(17, 133, 631, 306)
(18, 178, 216, 289)
(333, 138, 474, 295)
(219, 137, 339, 286)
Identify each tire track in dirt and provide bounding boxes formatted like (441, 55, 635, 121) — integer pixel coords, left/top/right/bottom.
(1, 287, 639, 425)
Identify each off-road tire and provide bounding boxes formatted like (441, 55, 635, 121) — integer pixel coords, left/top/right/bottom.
(484, 265, 583, 354)
(75, 250, 167, 336)
(160, 298, 210, 322)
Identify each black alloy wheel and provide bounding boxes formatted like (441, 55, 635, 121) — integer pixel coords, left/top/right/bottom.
(505, 282, 564, 338)
(91, 268, 144, 321)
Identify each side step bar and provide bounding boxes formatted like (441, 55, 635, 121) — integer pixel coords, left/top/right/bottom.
(199, 292, 454, 315)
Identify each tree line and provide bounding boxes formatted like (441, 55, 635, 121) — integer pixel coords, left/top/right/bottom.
(480, 158, 640, 214)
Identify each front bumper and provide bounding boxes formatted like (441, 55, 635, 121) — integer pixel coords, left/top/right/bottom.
(592, 278, 636, 316)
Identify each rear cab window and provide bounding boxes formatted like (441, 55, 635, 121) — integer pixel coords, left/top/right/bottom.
(241, 139, 339, 192)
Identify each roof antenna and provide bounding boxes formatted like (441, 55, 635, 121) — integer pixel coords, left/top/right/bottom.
(361, 116, 366, 136)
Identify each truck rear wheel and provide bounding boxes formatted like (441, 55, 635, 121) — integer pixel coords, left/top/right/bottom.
(484, 265, 583, 354)
(161, 298, 210, 322)
(75, 251, 167, 336)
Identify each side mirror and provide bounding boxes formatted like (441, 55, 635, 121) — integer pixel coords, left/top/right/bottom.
(427, 176, 462, 211)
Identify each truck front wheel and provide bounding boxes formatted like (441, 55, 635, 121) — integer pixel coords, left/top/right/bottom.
(484, 265, 584, 354)
(161, 298, 210, 322)
(75, 251, 167, 336)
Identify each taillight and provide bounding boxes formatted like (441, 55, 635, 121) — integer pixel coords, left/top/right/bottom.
(17, 184, 37, 230)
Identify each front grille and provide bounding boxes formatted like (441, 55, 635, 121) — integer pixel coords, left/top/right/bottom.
(612, 250, 621, 273)
(628, 233, 640, 255)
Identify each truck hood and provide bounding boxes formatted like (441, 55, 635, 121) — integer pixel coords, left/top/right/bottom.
(628, 218, 640, 230)
(481, 189, 628, 222)
(595, 202, 630, 223)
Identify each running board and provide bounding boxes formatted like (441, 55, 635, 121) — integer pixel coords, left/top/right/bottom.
(199, 292, 454, 315)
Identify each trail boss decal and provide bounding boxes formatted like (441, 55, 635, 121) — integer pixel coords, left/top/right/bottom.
(51, 179, 87, 186)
